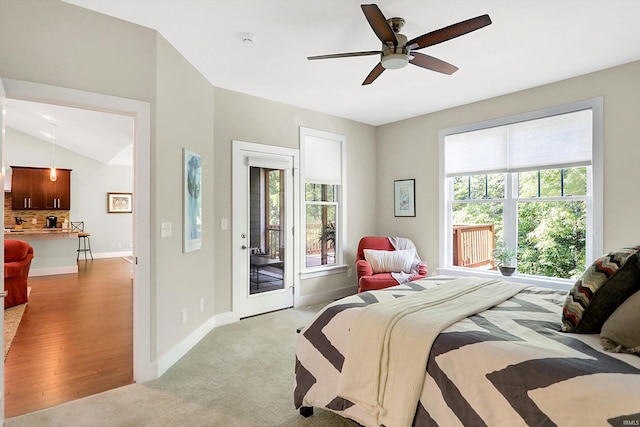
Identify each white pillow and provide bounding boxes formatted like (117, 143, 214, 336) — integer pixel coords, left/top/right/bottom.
(363, 249, 415, 274)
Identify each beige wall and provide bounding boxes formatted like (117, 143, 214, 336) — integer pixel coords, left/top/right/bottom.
(376, 60, 640, 272)
(213, 88, 377, 311)
(0, 0, 156, 102)
(154, 36, 215, 356)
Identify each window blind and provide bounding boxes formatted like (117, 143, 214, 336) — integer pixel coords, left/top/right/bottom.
(445, 109, 592, 177)
(304, 134, 342, 185)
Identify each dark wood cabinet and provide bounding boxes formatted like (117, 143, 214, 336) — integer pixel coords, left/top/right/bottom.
(11, 167, 44, 210)
(11, 166, 72, 211)
(42, 169, 71, 210)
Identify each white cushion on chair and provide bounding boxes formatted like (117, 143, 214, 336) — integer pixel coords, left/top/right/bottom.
(363, 249, 415, 274)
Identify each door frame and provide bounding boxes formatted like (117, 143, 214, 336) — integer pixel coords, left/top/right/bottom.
(232, 140, 300, 318)
(0, 78, 154, 384)
(0, 75, 7, 423)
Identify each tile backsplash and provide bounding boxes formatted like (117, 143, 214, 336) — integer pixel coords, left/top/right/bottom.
(4, 193, 69, 229)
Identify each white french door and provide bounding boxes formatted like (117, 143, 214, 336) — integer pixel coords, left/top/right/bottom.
(232, 141, 298, 318)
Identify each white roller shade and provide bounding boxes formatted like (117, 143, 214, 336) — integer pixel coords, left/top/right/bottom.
(445, 126, 508, 176)
(508, 109, 592, 172)
(445, 109, 592, 177)
(304, 134, 342, 185)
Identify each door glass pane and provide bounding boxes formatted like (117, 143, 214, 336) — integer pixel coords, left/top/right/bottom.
(249, 167, 284, 295)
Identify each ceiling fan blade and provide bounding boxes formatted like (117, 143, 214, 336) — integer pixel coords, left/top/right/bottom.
(361, 4, 398, 46)
(362, 62, 385, 85)
(307, 51, 381, 60)
(409, 52, 458, 75)
(407, 14, 492, 50)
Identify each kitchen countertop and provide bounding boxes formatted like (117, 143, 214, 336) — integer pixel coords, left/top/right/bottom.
(4, 228, 78, 235)
(4, 228, 79, 241)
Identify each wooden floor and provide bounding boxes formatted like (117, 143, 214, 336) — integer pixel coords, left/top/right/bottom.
(4, 258, 134, 418)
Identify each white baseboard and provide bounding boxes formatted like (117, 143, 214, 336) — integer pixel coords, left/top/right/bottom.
(29, 265, 78, 276)
(214, 310, 239, 327)
(155, 310, 237, 378)
(295, 284, 357, 308)
(145, 287, 356, 381)
(92, 251, 133, 259)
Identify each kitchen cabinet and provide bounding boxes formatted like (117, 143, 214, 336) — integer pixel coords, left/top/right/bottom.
(11, 167, 44, 210)
(42, 169, 71, 210)
(11, 166, 72, 210)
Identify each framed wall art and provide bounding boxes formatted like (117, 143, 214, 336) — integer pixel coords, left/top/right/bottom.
(183, 148, 202, 253)
(107, 192, 133, 213)
(394, 179, 415, 217)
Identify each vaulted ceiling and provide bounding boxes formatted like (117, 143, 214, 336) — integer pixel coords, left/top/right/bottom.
(6, 1, 640, 164)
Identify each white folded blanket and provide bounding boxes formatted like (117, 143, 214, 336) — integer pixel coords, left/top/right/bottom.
(336, 277, 528, 427)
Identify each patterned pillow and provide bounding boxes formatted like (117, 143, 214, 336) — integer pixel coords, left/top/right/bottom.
(561, 246, 640, 333)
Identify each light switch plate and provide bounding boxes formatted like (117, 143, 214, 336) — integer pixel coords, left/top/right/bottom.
(221, 218, 229, 230)
(161, 221, 172, 238)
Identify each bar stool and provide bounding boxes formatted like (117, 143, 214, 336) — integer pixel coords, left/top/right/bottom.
(71, 221, 93, 260)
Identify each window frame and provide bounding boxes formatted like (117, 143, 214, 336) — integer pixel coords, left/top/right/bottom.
(438, 98, 603, 290)
(299, 127, 348, 279)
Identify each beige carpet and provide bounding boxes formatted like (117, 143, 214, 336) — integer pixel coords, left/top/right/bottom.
(4, 302, 26, 360)
(5, 303, 357, 426)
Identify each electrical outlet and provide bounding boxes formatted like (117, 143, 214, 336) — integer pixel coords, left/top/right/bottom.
(181, 309, 187, 324)
(117, 242, 122, 248)
(221, 218, 228, 230)
(200, 298, 205, 312)
(32, 218, 37, 225)
(347, 268, 353, 278)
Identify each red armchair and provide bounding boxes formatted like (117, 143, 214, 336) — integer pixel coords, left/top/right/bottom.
(4, 239, 34, 309)
(356, 236, 427, 293)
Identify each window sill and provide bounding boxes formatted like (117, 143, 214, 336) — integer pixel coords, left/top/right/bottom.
(300, 264, 348, 280)
(437, 267, 574, 291)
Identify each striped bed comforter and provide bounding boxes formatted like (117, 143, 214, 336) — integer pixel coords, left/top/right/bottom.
(294, 276, 640, 427)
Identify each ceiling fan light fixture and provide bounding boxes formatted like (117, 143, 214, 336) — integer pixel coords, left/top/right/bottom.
(381, 52, 409, 69)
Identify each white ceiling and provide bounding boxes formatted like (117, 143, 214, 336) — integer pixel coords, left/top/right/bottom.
(4, 98, 134, 166)
(6, 1, 640, 162)
(61, 0, 640, 126)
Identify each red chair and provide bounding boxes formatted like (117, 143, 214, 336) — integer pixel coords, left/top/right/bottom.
(356, 236, 427, 293)
(4, 239, 34, 308)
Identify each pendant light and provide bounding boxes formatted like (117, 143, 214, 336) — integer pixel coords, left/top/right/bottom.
(50, 123, 57, 182)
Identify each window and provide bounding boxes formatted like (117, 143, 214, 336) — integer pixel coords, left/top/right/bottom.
(300, 127, 347, 274)
(440, 98, 603, 284)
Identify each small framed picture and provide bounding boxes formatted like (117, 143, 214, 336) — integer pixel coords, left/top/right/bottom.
(107, 192, 133, 213)
(394, 179, 415, 217)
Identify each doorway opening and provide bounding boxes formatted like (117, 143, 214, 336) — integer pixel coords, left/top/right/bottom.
(0, 77, 152, 417)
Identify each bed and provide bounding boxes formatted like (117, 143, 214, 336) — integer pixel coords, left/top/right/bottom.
(294, 268, 640, 426)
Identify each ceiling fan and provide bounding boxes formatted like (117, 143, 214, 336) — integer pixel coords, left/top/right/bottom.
(307, 4, 492, 85)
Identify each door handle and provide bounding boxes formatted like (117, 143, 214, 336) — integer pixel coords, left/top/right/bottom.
(0, 290, 8, 298)
(241, 245, 248, 250)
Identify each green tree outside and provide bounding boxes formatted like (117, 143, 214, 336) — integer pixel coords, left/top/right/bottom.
(452, 167, 587, 279)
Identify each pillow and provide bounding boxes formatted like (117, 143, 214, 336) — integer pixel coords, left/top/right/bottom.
(561, 246, 640, 333)
(600, 290, 640, 355)
(363, 249, 415, 274)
